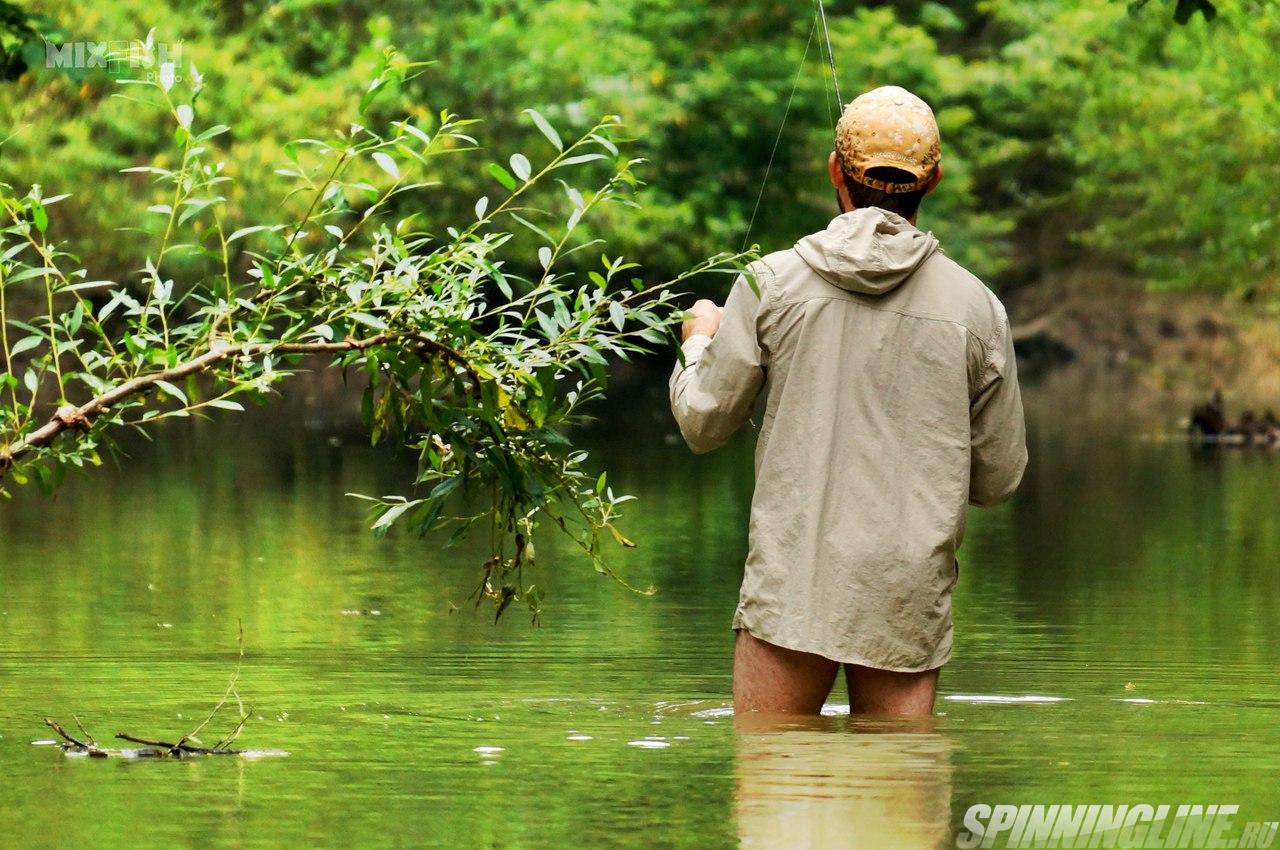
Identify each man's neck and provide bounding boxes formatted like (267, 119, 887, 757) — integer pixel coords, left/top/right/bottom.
(839, 202, 918, 227)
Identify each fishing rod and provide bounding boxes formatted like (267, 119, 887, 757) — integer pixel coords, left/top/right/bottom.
(814, 0, 843, 113)
(741, 0, 844, 251)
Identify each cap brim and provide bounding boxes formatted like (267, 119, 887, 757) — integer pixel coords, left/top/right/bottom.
(851, 155, 932, 193)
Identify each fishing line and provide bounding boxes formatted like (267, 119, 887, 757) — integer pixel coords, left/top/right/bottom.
(814, 0, 843, 115)
(741, 15, 816, 252)
(741, 2, 845, 251)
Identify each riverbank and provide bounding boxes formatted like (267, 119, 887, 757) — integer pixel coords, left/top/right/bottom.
(1009, 268, 1280, 425)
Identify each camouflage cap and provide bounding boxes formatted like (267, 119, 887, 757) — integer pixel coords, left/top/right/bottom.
(835, 85, 941, 195)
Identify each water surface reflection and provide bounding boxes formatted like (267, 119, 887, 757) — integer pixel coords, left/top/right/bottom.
(0, 372, 1278, 848)
(736, 714, 952, 850)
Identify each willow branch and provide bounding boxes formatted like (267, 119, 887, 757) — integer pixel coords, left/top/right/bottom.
(0, 330, 480, 475)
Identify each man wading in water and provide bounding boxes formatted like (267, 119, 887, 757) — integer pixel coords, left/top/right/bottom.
(669, 86, 1027, 718)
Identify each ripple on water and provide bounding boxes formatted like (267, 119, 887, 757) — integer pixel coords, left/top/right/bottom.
(943, 694, 1071, 704)
(688, 703, 852, 718)
(627, 740, 670, 749)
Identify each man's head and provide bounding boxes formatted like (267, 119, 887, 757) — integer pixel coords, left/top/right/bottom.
(827, 85, 943, 222)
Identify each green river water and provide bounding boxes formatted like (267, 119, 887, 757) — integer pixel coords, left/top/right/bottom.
(0, 366, 1277, 849)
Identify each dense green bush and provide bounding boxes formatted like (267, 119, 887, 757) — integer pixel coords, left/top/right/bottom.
(0, 1, 1276, 292)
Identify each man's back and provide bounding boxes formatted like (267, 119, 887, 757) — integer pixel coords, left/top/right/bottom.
(669, 206, 1026, 672)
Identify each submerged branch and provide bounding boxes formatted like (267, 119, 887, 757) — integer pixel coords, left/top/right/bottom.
(44, 717, 100, 753)
(113, 733, 242, 757)
(178, 620, 246, 747)
(41, 623, 266, 759)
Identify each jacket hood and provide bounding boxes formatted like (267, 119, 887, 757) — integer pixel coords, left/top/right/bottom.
(794, 207, 938, 296)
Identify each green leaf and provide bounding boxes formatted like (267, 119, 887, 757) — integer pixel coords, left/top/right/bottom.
(534, 309, 558, 339)
(428, 477, 462, 500)
(34, 463, 53, 496)
(227, 225, 270, 243)
(555, 153, 607, 168)
(399, 122, 433, 147)
(609, 301, 626, 330)
(7, 266, 57, 284)
(524, 109, 563, 152)
(509, 213, 554, 244)
(372, 151, 400, 179)
(155, 380, 188, 404)
(373, 500, 417, 530)
(206, 399, 245, 411)
(351, 311, 388, 331)
(61, 280, 115, 293)
(495, 273, 513, 300)
(510, 153, 532, 182)
(570, 342, 608, 365)
(31, 202, 47, 234)
(360, 77, 387, 114)
(195, 124, 230, 143)
(590, 133, 619, 156)
(488, 162, 517, 192)
(9, 335, 42, 357)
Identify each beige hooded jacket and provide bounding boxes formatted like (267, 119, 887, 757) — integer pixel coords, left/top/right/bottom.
(669, 207, 1027, 671)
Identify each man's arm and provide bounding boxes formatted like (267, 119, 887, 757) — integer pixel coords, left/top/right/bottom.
(969, 318, 1027, 506)
(668, 274, 767, 455)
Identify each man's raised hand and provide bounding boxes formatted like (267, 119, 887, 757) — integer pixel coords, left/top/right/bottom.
(682, 299, 724, 342)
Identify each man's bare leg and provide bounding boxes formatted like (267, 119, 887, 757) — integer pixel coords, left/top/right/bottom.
(844, 663, 939, 718)
(733, 628, 839, 715)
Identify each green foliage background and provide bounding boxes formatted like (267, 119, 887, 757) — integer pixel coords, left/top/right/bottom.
(1, 0, 1277, 293)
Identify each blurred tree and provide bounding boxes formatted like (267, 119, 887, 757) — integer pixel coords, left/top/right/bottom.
(1, 0, 1275, 296)
(0, 1, 61, 80)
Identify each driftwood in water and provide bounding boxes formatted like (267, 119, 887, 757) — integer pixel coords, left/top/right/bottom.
(1188, 390, 1280, 446)
(43, 717, 249, 758)
(43, 624, 251, 759)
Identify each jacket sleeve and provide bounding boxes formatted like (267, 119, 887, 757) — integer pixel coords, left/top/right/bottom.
(969, 314, 1028, 507)
(668, 273, 767, 455)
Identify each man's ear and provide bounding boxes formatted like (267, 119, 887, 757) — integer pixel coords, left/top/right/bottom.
(827, 151, 844, 190)
(828, 152, 853, 213)
(926, 164, 944, 194)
